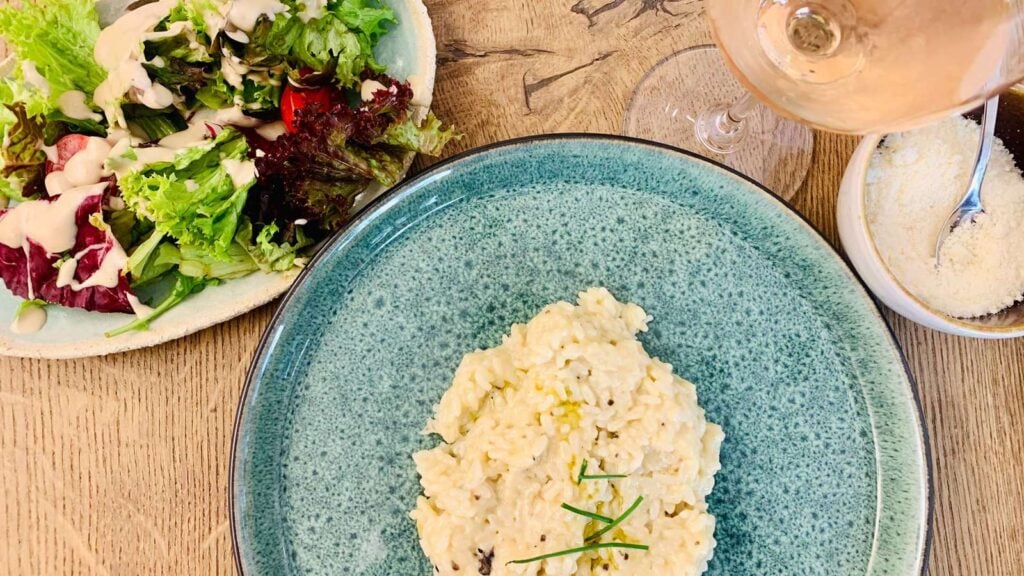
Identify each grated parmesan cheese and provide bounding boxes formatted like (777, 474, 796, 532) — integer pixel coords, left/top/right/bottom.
(866, 116, 1024, 318)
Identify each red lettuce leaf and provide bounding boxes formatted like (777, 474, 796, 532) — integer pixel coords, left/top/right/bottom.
(0, 192, 133, 313)
(1, 103, 47, 201)
(243, 73, 429, 232)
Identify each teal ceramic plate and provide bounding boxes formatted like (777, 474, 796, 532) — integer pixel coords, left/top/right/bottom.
(231, 136, 931, 575)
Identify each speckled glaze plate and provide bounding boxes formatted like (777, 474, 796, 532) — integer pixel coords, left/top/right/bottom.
(231, 136, 931, 575)
(0, 0, 437, 359)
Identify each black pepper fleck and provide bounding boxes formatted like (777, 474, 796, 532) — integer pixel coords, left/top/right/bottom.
(475, 548, 494, 575)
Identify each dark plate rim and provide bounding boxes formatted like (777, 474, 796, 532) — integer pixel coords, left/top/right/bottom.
(228, 132, 934, 576)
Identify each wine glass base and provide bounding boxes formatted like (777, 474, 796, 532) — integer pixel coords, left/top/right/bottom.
(623, 45, 814, 200)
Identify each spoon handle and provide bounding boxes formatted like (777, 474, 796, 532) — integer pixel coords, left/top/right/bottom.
(961, 95, 1000, 212)
(934, 95, 999, 262)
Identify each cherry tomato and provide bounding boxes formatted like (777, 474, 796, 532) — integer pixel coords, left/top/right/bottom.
(45, 134, 91, 173)
(281, 84, 335, 133)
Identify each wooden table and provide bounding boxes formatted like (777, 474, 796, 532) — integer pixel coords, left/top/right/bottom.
(2, 1, 1023, 574)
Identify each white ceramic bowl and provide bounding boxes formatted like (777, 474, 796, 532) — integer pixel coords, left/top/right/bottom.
(837, 134, 1024, 339)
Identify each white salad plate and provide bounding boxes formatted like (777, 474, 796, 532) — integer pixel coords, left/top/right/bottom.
(0, 0, 437, 359)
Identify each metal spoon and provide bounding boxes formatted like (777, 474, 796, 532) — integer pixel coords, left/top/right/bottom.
(934, 95, 1000, 265)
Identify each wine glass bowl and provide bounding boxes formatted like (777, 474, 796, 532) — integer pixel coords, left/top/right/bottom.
(709, 0, 1021, 134)
(755, 0, 866, 84)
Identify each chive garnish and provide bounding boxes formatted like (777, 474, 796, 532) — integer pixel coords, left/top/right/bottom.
(560, 502, 614, 524)
(585, 496, 644, 543)
(507, 542, 649, 565)
(576, 459, 628, 484)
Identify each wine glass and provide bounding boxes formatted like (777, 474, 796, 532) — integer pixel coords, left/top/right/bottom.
(624, 0, 1024, 199)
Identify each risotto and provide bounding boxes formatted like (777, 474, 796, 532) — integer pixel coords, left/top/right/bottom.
(410, 288, 724, 576)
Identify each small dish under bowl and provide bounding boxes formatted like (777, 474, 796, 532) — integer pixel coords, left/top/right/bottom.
(837, 134, 1024, 339)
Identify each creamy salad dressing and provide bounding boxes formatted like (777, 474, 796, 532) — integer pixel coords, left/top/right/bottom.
(159, 121, 212, 149)
(41, 144, 58, 163)
(210, 105, 265, 127)
(21, 61, 50, 96)
(159, 105, 266, 149)
(105, 137, 179, 177)
(55, 256, 79, 288)
(360, 79, 387, 101)
(10, 303, 46, 334)
(296, 0, 327, 22)
(94, 60, 176, 126)
(43, 172, 74, 197)
(406, 74, 425, 105)
(227, 0, 290, 32)
(126, 293, 154, 317)
(93, 0, 180, 126)
(142, 21, 201, 48)
(224, 28, 250, 43)
(221, 54, 251, 88)
(0, 180, 130, 331)
(4, 0, 433, 333)
(93, 0, 178, 69)
(62, 138, 113, 187)
(0, 184, 107, 255)
(57, 91, 103, 122)
(255, 120, 287, 141)
(221, 158, 257, 187)
(71, 241, 128, 290)
(1, 130, 135, 320)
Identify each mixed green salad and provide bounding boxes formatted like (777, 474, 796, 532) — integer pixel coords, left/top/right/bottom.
(0, 0, 453, 336)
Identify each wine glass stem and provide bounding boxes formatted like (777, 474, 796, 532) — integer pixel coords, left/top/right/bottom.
(695, 92, 759, 154)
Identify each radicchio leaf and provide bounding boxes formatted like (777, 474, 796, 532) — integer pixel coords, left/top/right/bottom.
(0, 192, 133, 312)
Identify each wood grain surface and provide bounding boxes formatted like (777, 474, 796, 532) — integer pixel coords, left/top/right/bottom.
(2, 1, 1023, 574)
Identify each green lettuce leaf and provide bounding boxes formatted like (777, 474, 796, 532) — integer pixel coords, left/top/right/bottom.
(331, 0, 395, 44)
(0, 68, 51, 120)
(381, 112, 459, 156)
(241, 0, 395, 87)
(106, 273, 214, 337)
(123, 104, 189, 141)
(109, 208, 154, 252)
(0, 0, 106, 97)
(243, 220, 311, 272)
(127, 218, 306, 288)
(195, 73, 235, 109)
(118, 128, 255, 259)
(165, 0, 227, 40)
(43, 109, 107, 144)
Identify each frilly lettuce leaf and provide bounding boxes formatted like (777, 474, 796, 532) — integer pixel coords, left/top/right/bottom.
(119, 127, 254, 258)
(238, 0, 395, 87)
(126, 219, 307, 292)
(0, 0, 106, 98)
(245, 220, 311, 272)
(166, 0, 229, 39)
(330, 0, 395, 43)
(381, 112, 459, 156)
